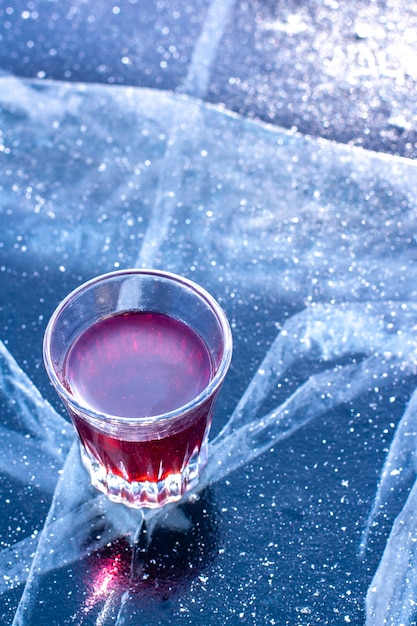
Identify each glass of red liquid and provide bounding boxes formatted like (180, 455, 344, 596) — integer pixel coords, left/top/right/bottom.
(43, 269, 232, 509)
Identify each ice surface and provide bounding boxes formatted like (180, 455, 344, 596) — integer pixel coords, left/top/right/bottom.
(0, 341, 72, 595)
(0, 341, 72, 490)
(364, 389, 417, 624)
(1, 0, 416, 158)
(2, 74, 417, 623)
(203, 303, 417, 487)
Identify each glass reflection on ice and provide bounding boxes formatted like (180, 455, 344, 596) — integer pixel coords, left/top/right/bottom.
(75, 495, 218, 624)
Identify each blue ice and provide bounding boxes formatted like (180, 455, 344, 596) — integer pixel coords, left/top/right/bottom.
(2, 72, 417, 623)
(3, 299, 417, 623)
(364, 389, 417, 624)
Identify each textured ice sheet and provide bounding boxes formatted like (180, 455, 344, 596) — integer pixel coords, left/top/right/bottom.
(1, 0, 417, 157)
(0, 340, 72, 490)
(0, 341, 73, 595)
(364, 390, 417, 625)
(2, 76, 417, 624)
(1, 75, 417, 299)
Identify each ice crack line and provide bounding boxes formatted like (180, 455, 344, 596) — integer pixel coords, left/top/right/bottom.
(179, 0, 236, 99)
(134, 0, 235, 269)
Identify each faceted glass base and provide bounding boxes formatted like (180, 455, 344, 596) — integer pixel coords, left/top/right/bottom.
(79, 439, 208, 509)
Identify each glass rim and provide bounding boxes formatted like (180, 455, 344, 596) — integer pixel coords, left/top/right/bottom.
(43, 268, 233, 427)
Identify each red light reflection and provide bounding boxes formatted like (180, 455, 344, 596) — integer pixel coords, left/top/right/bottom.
(78, 538, 132, 624)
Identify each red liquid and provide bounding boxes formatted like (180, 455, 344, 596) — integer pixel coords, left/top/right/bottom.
(64, 311, 214, 483)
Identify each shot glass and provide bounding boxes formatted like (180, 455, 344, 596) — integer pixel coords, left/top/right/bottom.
(43, 269, 232, 508)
